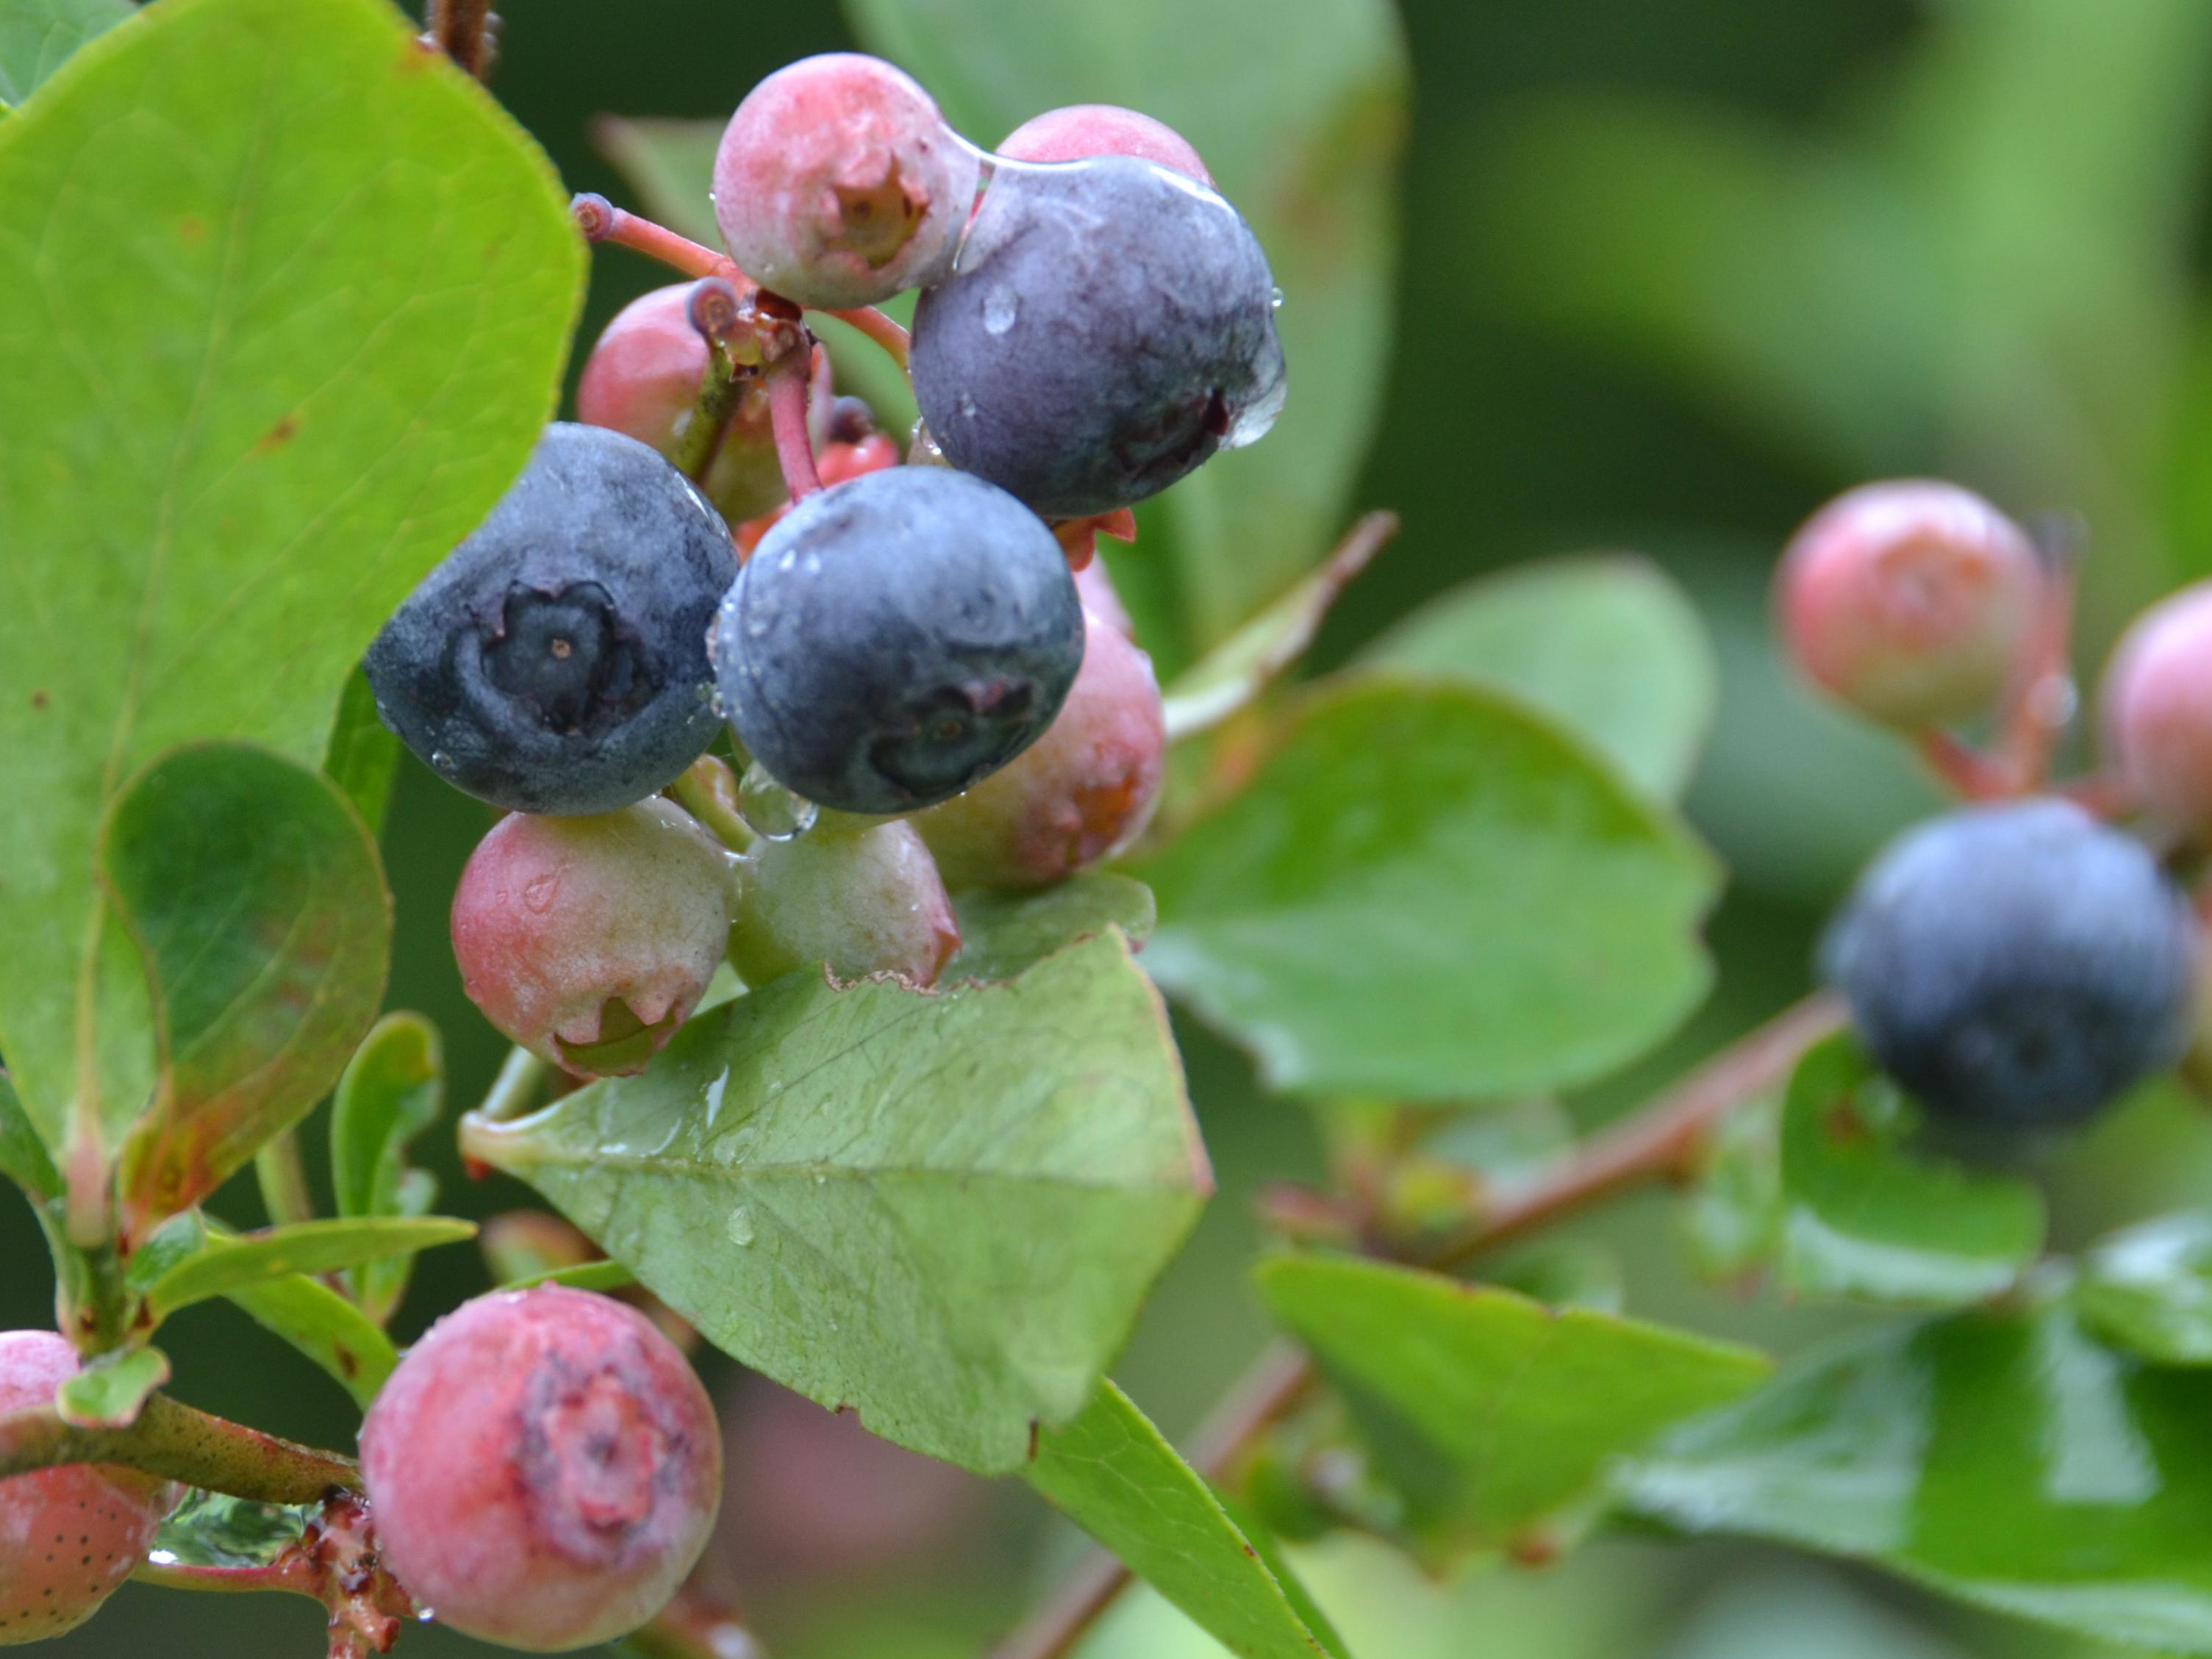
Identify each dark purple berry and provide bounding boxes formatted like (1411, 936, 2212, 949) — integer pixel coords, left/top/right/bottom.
(364, 424, 737, 815)
(1823, 798, 2198, 1129)
(712, 466, 1083, 814)
(910, 156, 1284, 518)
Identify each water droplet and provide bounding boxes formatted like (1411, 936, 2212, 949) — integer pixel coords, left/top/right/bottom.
(429, 749, 455, 774)
(1270, 285, 1284, 310)
(523, 873, 559, 914)
(702, 1067, 729, 1127)
(801, 551, 821, 577)
(735, 761, 818, 842)
(726, 1206, 755, 1247)
(957, 394, 978, 420)
(982, 287, 1018, 334)
(776, 548, 797, 573)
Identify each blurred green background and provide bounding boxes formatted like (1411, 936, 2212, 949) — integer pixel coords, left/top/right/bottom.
(16, 0, 2212, 1654)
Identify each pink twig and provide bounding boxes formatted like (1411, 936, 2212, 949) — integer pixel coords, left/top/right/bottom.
(767, 361, 822, 500)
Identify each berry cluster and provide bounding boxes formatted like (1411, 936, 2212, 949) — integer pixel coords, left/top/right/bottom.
(367, 57, 1242, 1083)
(1775, 483, 2207, 1131)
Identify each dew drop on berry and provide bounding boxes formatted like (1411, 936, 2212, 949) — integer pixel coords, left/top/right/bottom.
(735, 761, 818, 841)
(982, 287, 1018, 335)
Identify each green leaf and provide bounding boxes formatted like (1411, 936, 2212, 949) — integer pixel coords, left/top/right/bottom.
(1257, 1254, 1767, 1555)
(323, 667, 402, 839)
(152, 1488, 318, 1569)
(845, 0, 1409, 653)
(0, 1070, 59, 1200)
(101, 744, 389, 1244)
(329, 1011, 445, 1323)
(1363, 556, 1718, 802)
(137, 1215, 474, 1321)
(945, 873, 1157, 983)
(1621, 1304, 2212, 1653)
(2073, 1211, 2212, 1366)
(1132, 676, 1719, 1100)
(53, 1343, 168, 1428)
(1778, 1036, 2044, 1306)
(0, 0, 129, 110)
(463, 930, 1206, 1474)
(1162, 512, 1394, 742)
(1026, 1378, 1344, 1659)
(0, 0, 581, 1156)
(223, 1270, 395, 1411)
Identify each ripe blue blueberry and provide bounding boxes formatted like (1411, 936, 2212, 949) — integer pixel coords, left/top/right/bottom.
(365, 424, 738, 815)
(712, 466, 1084, 814)
(910, 155, 1285, 518)
(1822, 798, 2198, 1129)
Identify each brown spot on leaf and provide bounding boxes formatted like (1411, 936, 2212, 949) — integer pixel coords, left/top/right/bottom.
(255, 414, 298, 454)
(334, 1345, 359, 1379)
(29, 690, 46, 710)
(176, 216, 204, 245)
(1822, 1095, 1870, 1147)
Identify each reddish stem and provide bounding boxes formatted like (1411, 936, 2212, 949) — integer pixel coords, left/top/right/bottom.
(767, 361, 822, 500)
(820, 305, 912, 371)
(572, 196, 738, 282)
(1915, 728, 2019, 802)
(423, 0, 494, 78)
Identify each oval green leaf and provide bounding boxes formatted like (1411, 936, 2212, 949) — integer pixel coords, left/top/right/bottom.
(1132, 676, 1719, 1100)
(104, 743, 389, 1245)
(53, 1343, 168, 1430)
(464, 931, 1208, 1475)
(1362, 554, 1718, 801)
(1621, 1305, 2212, 1653)
(0, 0, 581, 1155)
(1258, 1254, 1768, 1558)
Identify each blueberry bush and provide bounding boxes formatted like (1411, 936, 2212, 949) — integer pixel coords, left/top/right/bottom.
(8, 1, 2212, 1657)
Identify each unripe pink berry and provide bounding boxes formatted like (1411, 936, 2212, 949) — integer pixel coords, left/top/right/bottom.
(913, 609, 1165, 889)
(576, 287, 831, 524)
(713, 54, 981, 308)
(451, 800, 737, 1079)
(359, 1288, 720, 1652)
(1775, 480, 2043, 728)
(729, 819, 959, 988)
(0, 1332, 176, 1645)
(1073, 558, 1136, 642)
(2103, 581, 2212, 838)
(998, 104, 1212, 186)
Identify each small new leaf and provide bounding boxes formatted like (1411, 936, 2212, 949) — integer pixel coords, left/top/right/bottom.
(141, 1216, 476, 1322)
(1027, 1379, 1345, 1659)
(54, 1344, 169, 1429)
(329, 1012, 445, 1324)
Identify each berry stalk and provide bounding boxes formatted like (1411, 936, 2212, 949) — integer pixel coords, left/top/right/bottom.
(0, 1393, 358, 1504)
(767, 357, 823, 500)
